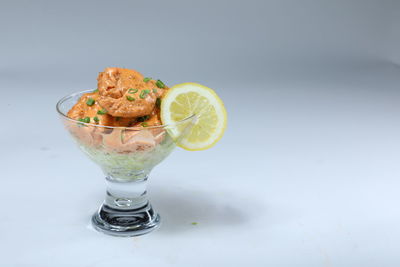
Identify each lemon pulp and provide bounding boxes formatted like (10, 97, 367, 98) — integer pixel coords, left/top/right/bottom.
(160, 83, 227, 151)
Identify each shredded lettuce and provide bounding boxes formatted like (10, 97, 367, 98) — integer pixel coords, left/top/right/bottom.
(79, 134, 176, 180)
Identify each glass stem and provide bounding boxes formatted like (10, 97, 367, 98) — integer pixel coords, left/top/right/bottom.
(104, 175, 148, 210)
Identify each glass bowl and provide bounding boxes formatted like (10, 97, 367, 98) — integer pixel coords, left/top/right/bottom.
(56, 90, 195, 237)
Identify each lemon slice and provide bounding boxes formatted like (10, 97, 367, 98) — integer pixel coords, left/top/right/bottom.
(160, 83, 227, 151)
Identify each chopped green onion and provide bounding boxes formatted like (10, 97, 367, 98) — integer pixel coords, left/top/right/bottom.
(152, 88, 158, 93)
(137, 115, 150, 122)
(97, 108, 107, 115)
(143, 77, 152, 82)
(79, 117, 90, 123)
(116, 117, 121, 121)
(140, 89, 151, 99)
(86, 97, 95, 106)
(156, 97, 161, 107)
(156, 79, 165, 88)
(191, 222, 198, 225)
(93, 89, 99, 93)
(93, 116, 99, 123)
(126, 95, 135, 101)
(141, 122, 148, 127)
(128, 88, 138, 94)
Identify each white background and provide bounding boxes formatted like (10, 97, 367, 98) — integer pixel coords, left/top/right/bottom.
(1, 0, 400, 266)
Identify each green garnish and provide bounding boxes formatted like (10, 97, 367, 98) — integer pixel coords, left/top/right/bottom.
(93, 116, 99, 123)
(156, 79, 165, 88)
(140, 89, 151, 99)
(93, 89, 99, 93)
(191, 222, 198, 225)
(86, 97, 95, 106)
(137, 115, 150, 122)
(152, 88, 158, 93)
(156, 97, 161, 107)
(143, 77, 152, 82)
(128, 88, 138, 94)
(126, 95, 135, 101)
(79, 117, 90, 123)
(97, 108, 107, 115)
(141, 122, 148, 127)
(116, 117, 121, 121)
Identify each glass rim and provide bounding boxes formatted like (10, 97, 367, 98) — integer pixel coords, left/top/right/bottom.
(56, 89, 196, 130)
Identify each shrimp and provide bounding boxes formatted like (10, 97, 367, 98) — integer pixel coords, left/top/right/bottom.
(97, 67, 167, 118)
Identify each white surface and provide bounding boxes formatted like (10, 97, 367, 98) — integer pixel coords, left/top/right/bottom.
(1, 1, 400, 265)
(1, 61, 400, 266)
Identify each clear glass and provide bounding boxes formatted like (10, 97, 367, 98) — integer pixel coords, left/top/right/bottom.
(56, 90, 195, 237)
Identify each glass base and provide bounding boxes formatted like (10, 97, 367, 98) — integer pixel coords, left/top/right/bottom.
(91, 202, 161, 237)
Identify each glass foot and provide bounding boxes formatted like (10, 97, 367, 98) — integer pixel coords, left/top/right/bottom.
(91, 202, 161, 237)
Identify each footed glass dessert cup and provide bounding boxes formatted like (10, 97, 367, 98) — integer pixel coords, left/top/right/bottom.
(57, 90, 195, 237)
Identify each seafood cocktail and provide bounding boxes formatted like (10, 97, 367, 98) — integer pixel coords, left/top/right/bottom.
(57, 67, 227, 236)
